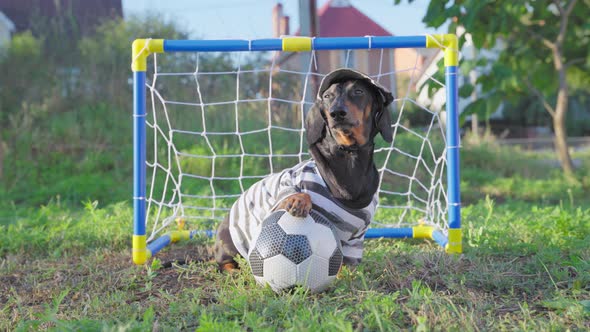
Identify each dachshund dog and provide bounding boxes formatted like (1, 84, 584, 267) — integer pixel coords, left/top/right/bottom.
(214, 68, 393, 272)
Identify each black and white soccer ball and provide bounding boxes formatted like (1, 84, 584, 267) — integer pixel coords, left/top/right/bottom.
(248, 209, 343, 293)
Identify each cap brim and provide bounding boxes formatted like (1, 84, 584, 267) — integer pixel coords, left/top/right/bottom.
(317, 68, 394, 106)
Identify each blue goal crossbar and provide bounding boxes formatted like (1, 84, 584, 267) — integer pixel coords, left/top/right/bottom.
(132, 35, 462, 264)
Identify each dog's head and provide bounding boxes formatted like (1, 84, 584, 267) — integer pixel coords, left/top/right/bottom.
(305, 68, 394, 148)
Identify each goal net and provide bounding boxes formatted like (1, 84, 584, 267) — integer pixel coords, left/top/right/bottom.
(132, 35, 462, 264)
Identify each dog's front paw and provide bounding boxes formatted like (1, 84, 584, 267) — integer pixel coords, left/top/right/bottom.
(219, 262, 240, 273)
(277, 193, 312, 217)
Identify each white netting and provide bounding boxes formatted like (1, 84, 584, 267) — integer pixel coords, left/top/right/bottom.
(143, 44, 448, 242)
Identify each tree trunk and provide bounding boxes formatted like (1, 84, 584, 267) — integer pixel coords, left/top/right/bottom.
(470, 43, 480, 141)
(0, 139, 4, 180)
(549, 0, 577, 180)
(551, 40, 576, 179)
(471, 114, 479, 139)
(553, 87, 575, 178)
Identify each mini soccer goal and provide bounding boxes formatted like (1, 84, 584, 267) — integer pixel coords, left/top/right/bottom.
(131, 34, 462, 264)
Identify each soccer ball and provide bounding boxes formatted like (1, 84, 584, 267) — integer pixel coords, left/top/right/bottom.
(248, 209, 343, 293)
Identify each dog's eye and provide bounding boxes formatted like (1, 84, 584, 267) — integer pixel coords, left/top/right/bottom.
(353, 89, 364, 96)
(323, 93, 333, 99)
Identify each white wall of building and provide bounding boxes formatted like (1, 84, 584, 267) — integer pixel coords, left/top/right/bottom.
(416, 27, 505, 121)
(0, 11, 15, 48)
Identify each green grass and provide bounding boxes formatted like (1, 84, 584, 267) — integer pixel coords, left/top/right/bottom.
(1, 108, 590, 330)
(2, 15, 589, 330)
(0, 103, 132, 207)
(1, 197, 589, 330)
(0, 200, 130, 257)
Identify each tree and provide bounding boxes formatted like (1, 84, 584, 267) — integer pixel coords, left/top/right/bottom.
(0, 32, 51, 180)
(79, 16, 191, 108)
(398, 0, 589, 179)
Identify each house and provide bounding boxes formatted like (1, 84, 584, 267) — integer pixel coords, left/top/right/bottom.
(416, 26, 507, 134)
(0, 0, 122, 38)
(272, 0, 434, 98)
(0, 0, 123, 98)
(0, 10, 14, 47)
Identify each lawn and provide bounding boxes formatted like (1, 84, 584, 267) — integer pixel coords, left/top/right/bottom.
(1, 144, 589, 331)
(1, 11, 588, 331)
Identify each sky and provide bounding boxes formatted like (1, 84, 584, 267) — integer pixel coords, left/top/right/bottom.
(121, 0, 445, 40)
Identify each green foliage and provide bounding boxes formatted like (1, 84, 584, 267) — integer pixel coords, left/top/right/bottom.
(0, 16, 273, 208)
(0, 103, 131, 206)
(408, 0, 590, 133)
(0, 32, 51, 127)
(79, 16, 190, 107)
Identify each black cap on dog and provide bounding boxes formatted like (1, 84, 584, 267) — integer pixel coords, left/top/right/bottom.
(317, 68, 394, 106)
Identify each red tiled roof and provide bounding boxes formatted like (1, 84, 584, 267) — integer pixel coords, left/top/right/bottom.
(316, 0, 392, 37)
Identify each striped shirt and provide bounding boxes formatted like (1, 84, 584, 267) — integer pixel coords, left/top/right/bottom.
(228, 159, 378, 265)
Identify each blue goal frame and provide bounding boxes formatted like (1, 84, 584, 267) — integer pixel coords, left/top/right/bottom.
(131, 35, 462, 264)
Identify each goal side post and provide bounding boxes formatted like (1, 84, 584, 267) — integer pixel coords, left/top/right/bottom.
(131, 34, 462, 265)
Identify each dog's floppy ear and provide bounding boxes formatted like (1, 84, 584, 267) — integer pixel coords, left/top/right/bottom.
(305, 100, 326, 145)
(376, 105, 393, 143)
(374, 92, 394, 143)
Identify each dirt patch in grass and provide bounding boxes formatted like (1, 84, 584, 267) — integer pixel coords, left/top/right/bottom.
(0, 244, 217, 327)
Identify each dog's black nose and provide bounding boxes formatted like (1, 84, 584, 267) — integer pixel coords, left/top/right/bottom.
(330, 108, 347, 119)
